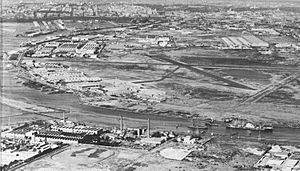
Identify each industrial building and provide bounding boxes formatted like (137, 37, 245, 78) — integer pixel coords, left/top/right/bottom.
(41, 21, 50, 29)
(136, 35, 174, 47)
(228, 37, 244, 48)
(53, 20, 66, 30)
(237, 37, 251, 47)
(35, 130, 82, 144)
(54, 43, 79, 53)
(66, 81, 103, 92)
(255, 145, 300, 170)
(251, 28, 280, 35)
(44, 42, 60, 49)
(221, 37, 235, 48)
(221, 36, 252, 49)
(77, 41, 99, 55)
(221, 35, 268, 49)
(32, 67, 87, 84)
(33, 21, 40, 27)
(50, 125, 101, 135)
(241, 35, 269, 48)
(139, 137, 166, 145)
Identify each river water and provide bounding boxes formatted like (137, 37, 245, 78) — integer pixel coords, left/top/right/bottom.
(2, 23, 32, 52)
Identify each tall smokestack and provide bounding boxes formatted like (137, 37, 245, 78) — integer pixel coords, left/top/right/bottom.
(120, 115, 123, 131)
(147, 118, 150, 138)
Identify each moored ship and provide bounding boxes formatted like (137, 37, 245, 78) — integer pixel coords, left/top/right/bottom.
(226, 118, 273, 132)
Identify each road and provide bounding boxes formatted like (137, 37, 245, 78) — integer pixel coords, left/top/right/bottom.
(242, 72, 300, 104)
(133, 66, 180, 83)
(48, 59, 300, 72)
(10, 144, 70, 171)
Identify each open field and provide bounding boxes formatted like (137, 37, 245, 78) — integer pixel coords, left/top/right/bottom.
(19, 138, 268, 171)
(60, 51, 300, 125)
(20, 144, 146, 171)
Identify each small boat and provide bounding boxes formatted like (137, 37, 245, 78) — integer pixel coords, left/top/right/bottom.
(261, 125, 273, 131)
(188, 125, 208, 130)
(188, 122, 208, 130)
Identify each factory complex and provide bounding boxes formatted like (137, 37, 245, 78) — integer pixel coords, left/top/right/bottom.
(255, 145, 300, 171)
(2, 117, 300, 171)
(0, 116, 179, 170)
(19, 60, 167, 108)
(29, 39, 104, 58)
(221, 35, 269, 50)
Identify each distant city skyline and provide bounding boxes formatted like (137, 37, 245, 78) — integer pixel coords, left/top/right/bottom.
(3, 0, 300, 7)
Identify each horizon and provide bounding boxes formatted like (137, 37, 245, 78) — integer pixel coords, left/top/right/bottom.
(3, 0, 300, 7)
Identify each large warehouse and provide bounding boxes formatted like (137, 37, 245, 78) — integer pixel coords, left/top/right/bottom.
(242, 35, 269, 48)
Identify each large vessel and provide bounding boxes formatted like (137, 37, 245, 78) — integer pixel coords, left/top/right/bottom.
(226, 118, 273, 132)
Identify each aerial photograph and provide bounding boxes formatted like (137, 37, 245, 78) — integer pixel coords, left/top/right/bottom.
(0, 0, 299, 170)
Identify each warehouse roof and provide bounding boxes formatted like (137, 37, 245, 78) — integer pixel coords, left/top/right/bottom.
(242, 35, 269, 47)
